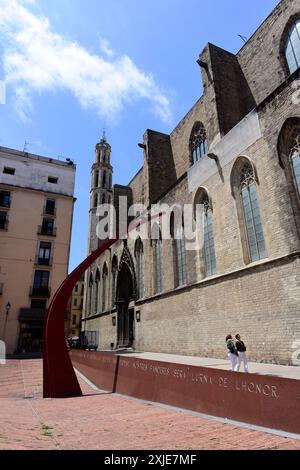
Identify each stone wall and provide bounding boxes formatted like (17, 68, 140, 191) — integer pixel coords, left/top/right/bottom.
(128, 167, 144, 205)
(237, 0, 300, 105)
(133, 254, 299, 365)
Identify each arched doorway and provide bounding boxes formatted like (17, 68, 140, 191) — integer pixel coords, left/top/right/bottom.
(116, 247, 137, 348)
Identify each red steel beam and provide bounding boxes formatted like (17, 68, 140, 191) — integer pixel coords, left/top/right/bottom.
(43, 212, 162, 398)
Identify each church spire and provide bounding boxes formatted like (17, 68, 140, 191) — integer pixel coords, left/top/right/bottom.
(88, 133, 113, 252)
(101, 127, 106, 143)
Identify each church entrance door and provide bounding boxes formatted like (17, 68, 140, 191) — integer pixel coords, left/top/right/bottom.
(116, 262, 134, 348)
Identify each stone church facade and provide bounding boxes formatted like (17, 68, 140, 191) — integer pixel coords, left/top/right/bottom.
(82, 0, 300, 365)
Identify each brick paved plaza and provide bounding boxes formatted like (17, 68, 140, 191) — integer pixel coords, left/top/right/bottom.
(0, 359, 300, 450)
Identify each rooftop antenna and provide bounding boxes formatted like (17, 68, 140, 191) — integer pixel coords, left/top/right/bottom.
(238, 34, 248, 44)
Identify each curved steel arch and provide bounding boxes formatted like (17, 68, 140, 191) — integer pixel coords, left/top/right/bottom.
(43, 236, 117, 398)
(43, 212, 163, 398)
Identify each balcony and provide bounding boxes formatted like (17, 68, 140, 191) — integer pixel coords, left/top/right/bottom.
(30, 286, 51, 297)
(37, 226, 57, 237)
(43, 206, 56, 217)
(19, 308, 47, 322)
(35, 256, 53, 267)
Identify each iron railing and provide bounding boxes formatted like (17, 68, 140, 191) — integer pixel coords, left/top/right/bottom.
(30, 286, 51, 297)
(37, 226, 57, 236)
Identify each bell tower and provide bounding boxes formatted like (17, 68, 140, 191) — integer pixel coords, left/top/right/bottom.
(88, 131, 113, 253)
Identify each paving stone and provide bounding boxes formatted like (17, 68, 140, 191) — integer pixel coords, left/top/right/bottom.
(0, 359, 299, 450)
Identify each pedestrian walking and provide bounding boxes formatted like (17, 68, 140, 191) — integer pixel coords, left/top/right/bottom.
(226, 334, 238, 371)
(235, 334, 248, 373)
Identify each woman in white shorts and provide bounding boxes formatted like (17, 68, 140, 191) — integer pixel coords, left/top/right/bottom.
(226, 334, 238, 371)
(235, 334, 248, 373)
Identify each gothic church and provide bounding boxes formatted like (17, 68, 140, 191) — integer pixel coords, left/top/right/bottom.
(83, 0, 300, 365)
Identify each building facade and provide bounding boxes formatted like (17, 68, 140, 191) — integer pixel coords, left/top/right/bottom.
(68, 275, 85, 338)
(83, 0, 300, 365)
(0, 147, 76, 355)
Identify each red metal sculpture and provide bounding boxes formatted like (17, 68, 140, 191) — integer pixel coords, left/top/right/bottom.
(43, 212, 162, 398)
(43, 237, 118, 398)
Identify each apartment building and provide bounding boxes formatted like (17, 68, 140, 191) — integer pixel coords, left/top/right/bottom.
(0, 146, 76, 355)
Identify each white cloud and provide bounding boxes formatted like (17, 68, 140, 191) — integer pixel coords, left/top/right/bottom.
(0, 0, 172, 124)
(99, 38, 115, 58)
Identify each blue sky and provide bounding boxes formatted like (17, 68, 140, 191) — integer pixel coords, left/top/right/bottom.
(0, 0, 279, 271)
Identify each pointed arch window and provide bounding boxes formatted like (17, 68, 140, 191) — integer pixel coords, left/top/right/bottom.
(171, 213, 187, 287)
(277, 119, 300, 236)
(88, 273, 93, 316)
(278, 119, 300, 235)
(101, 194, 106, 205)
(201, 196, 217, 276)
(102, 263, 108, 312)
(240, 164, 266, 262)
(175, 228, 187, 286)
(285, 19, 300, 74)
(93, 194, 98, 208)
(111, 256, 118, 308)
(102, 171, 106, 188)
(94, 170, 99, 188)
(195, 190, 216, 277)
(95, 269, 100, 314)
(190, 123, 209, 165)
(290, 129, 300, 196)
(135, 238, 144, 298)
(152, 224, 163, 294)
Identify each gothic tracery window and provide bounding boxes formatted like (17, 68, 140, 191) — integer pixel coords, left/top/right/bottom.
(154, 239, 163, 294)
(175, 227, 187, 286)
(190, 123, 209, 165)
(152, 224, 163, 294)
(88, 273, 93, 316)
(102, 263, 108, 311)
(285, 19, 300, 74)
(171, 213, 187, 287)
(289, 128, 300, 196)
(111, 256, 118, 308)
(277, 119, 300, 236)
(94, 269, 100, 314)
(240, 164, 266, 262)
(201, 196, 217, 276)
(135, 238, 144, 298)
